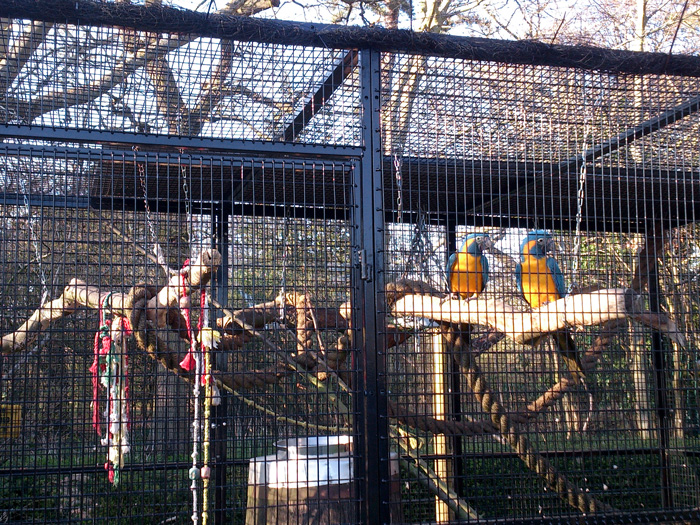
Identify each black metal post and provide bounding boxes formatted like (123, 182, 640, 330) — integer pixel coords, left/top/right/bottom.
(355, 48, 391, 525)
(444, 221, 465, 498)
(646, 228, 674, 509)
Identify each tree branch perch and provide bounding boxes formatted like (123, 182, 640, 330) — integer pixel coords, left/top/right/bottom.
(392, 288, 686, 347)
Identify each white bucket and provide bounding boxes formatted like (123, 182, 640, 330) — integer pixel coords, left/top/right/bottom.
(249, 435, 353, 489)
(246, 436, 403, 524)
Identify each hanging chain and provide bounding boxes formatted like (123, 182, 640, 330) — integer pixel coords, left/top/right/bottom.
(180, 148, 192, 246)
(394, 153, 403, 222)
(135, 146, 157, 244)
(279, 215, 291, 322)
(570, 92, 601, 293)
(570, 159, 587, 292)
(3, 167, 51, 397)
(18, 169, 49, 304)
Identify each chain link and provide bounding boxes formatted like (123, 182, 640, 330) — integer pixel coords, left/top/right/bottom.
(180, 149, 192, 245)
(135, 146, 157, 245)
(19, 173, 49, 304)
(569, 93, 601, 293)
(571, 158, 587, 287)
(394, 153, 402, 221)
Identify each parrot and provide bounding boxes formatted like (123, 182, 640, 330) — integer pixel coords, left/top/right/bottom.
(446, 233, 492, 299)
(515, 230, 584, 384)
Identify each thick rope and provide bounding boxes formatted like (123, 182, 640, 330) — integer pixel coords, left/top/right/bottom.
(452, 333, 614, 514)
(89, 292, 132, 485)
(122, 275, 615, 515)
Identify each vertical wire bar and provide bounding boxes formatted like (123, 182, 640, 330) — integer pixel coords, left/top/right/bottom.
(212, 173, 230, 525)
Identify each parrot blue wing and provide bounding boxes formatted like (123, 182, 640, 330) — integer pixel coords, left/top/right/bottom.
(546, 257, 567, 299)
(515, 261, 523, 295)
(446, 250, 457, 291)
(481, 253, 489, 290)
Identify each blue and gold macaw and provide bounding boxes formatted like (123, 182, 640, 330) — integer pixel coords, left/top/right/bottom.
(447, 233, 492, 299)
(515, 230, 584, 384)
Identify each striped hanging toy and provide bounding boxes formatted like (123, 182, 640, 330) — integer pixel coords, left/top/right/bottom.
(90, 293, 132, 485)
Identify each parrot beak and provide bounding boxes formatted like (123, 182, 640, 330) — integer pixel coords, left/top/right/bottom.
(481, 236, 494, 251)
(546, 238, 560, 254)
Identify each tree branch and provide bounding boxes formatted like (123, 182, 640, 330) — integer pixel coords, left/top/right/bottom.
(0, 20, 53, 95)
(392, 288, 686, 347)
(1, 248, 221, 354)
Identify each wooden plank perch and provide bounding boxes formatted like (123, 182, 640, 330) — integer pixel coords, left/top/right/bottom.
(392, 288, 686, 347)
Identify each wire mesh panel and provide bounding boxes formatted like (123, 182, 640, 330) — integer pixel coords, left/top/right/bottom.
(0, 9, 365, 523)
(1, 19, 361, 145)
(0, 146, 360, 523)
(0, 151, 212, 522)
(380, 53, 700, 522)
(223, 160, 359, 523)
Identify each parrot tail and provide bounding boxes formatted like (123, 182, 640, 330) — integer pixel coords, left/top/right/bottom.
(554, 330, 585, 386)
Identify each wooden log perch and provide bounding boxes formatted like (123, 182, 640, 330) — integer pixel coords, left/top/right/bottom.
(392, 288, 687, 347)
(2, 249, 221, 354)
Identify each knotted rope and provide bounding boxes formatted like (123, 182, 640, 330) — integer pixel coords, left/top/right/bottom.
(448, 327, 614, 515)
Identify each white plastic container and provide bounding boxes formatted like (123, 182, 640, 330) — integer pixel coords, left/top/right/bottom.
(246, 436, 402, 524)
(249, 435, 353, 489)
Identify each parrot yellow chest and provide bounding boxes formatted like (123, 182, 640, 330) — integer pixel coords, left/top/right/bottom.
(519, 256, 560, 308)
(450, 252, 484, 299)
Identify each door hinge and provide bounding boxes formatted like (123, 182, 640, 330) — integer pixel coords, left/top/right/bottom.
(359, 249, 372, 282)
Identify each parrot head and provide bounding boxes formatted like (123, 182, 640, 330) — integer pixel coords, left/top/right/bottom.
(463, 232, 493, 256)
(520, 230, 557, 259)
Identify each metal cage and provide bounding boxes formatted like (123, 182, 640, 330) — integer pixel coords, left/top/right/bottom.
(1, 1, 699, 523)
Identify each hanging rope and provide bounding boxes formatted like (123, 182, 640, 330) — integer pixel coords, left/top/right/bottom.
(174, 259, 210, 525)
(90, 292, 112, 435)
(199, 290, 221, 525)
(179, 263, 196, 372)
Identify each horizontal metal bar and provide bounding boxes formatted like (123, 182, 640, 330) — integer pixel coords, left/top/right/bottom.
(475, 509, 700, 524)
(0, 461, 194, 478)
(229, 201, 351, 221)
(0, 192, 92, 209)
(4, 0, 700, 77)
(0, 124, 364, 159)
(0, 142, 356, 169)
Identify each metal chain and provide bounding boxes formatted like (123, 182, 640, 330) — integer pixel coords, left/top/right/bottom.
(570, 159, 587, 293)
(569, 92, 601, 293)
(394, 153, 402, 222)
(180, 149, 192, 246)
(19, 172, 49, 304)
(135, 146, 157, 245)
(279, 215, 291, 323)
(3, 172, 51, 397)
